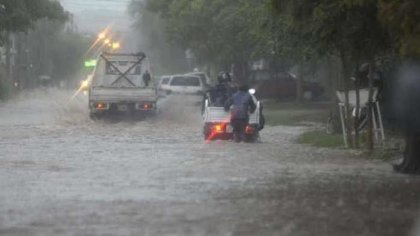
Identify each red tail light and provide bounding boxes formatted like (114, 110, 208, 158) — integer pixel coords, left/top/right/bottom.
(138, 103, 154, 110)
(212, 124, 224, 133)
(95, 103, 107, 109)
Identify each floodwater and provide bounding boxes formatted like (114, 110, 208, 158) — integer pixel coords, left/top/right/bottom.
(0, 89, 419, 236)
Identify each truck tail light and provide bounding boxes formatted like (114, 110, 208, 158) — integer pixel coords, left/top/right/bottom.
(212, 124, 224, 133)
(95, 103, 107, 110)
(143, 103, 153, 109)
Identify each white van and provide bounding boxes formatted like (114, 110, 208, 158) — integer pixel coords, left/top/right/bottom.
(159, 75, 206, 95)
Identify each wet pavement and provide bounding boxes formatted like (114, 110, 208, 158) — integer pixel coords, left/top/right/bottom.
(0, 89, 419, 236)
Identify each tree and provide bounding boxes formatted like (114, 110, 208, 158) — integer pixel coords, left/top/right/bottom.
(270, 0, 392, 148)
(0, 0, 67, 43)
(249, 2, 319, 102)
(0, 0, 68, 96)
(15, 18, 90, 89)
(377, 0, 420, 174)
(133, 0, 267, 80)
(129, 0, 194, 74)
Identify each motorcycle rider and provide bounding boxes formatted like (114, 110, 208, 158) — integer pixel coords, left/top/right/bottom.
(201, 73, 227, 114)
(213, 74, 229, 106)
(222, 72, 236, 98)
(203, 72, 232, 107)
(224, 83, 257, 142)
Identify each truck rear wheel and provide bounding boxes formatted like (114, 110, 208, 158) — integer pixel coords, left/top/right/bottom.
(89, 112, 102, 121)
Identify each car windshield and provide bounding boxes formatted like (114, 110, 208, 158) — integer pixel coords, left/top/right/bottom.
(189, 73, 207, 84)
(170, 76, 200, 86)
(161, 77, 170, 85)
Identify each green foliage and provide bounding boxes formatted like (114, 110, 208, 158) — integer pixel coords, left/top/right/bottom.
(131, 0, 420, 74)
(378, 0, 420, 58)
(265, 102, 329, 126)
(50, 32, 89, 81)
(128, 1, 188, 74)
(133, 0, 274, 69)
(297, 130, 345, 148)
(271, 0, 392, 65)
(271, 0, 420, 61)
(135, 0, 329, 73)
(26, 19, 89, 82)
(0, 0, 68, 43)
(0, 74, 12, 100)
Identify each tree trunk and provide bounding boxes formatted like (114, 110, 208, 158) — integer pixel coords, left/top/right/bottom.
(366, 61, 375, 152)
(341, 54, 353, 148)
(296, 65, 303, 103)
(327, 56, 343, 134)
(15, 33, 23, 90)
(354, 75, 360, 148)
(394, 131, 420, 174)
(5, 32, 11, 83)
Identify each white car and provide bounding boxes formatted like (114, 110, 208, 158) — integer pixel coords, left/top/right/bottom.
(185, 72, 211, 87)
(158, 75, 172, 93)
(159, 75, 207, 95)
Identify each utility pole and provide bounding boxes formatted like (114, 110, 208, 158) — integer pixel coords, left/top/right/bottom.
(5, 33, 11, 82)
(0, 4, 11, 84)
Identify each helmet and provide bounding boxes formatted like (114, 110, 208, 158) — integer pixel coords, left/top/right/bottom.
(217, 71, 226, 84)
(217, 75, 225, 84)
(223, 72, 232, 82)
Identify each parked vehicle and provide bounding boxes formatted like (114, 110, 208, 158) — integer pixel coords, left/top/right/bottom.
(157, 75, 172, 97)
(89, 52, 158, 120)
(171, 75, 205, 94)
(158, 75, 206, 95)
(185, 72, 211, 87)
(250, 71, 324, 100)
(157, 74, 207, 105)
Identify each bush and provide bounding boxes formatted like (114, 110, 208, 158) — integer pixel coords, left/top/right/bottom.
(264, 102, 330, 126)
(297, 130, 345, 148)
(0, 79, 12, 101)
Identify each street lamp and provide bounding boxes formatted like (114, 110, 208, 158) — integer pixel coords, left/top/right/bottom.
(112, 42, 120, 50)
(98, 32, 106, 40)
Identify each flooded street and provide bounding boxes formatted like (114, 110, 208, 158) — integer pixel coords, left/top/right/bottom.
(0, 89, 420, 236)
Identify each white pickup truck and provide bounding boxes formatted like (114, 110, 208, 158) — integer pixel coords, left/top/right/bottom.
(202, 95, 261, 142)
(89, 52, 158, 120)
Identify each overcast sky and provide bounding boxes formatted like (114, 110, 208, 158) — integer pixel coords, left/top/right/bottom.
(59, 0, 133, 33)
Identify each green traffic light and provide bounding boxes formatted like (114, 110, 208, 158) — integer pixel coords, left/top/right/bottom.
(84, 59, 97, 68)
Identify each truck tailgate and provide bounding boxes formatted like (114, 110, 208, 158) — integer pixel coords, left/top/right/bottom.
(204, 104, 260, 125)
(90, 87, 157, 102)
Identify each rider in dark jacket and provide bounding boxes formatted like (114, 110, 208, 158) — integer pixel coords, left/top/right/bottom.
(224, 84, 256, 142)
(201, 74, 227, 114)
(207, 73, 233, 106)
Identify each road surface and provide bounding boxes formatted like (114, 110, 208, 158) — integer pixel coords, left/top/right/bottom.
(0, 89, 419, 236)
